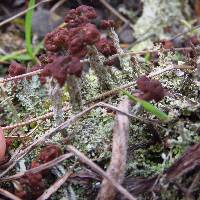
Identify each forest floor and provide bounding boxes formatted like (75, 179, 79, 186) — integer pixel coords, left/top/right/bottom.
(0, 0, 200, 200)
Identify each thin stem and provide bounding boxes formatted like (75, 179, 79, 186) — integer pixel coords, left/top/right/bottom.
(88, 46, 112, 91)
(66, 75, 83, 111)
(0, 69, 42, 84)
(49, 81, 64, 126)
(0, 0, 53, 27)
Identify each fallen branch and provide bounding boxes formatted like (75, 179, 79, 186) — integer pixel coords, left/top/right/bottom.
(97, 97, 131, 200)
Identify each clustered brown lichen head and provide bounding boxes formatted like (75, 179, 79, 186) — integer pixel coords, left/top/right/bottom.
(100, 20, 115, 30)
(42, 5, 117, 86)
(15, 145, 61, 199)
(96, 38, 117, 57)
(64, 5, 97, 28)
(41, 56, 82, 86)
(44, 28, 69, 52)
(136, 75, 165, 102)
(44, 5, 101, 57)
(7, 5, 117, 87)
(67, 23, 100, 57)
(8, 61, 45, 84)
(8, 62, 26, 76)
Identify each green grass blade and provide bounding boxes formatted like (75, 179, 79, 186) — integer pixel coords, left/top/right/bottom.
(25, 0, 35, 58)
(0, 49, 27, 62)
(33, 40, 44, 56)
(15, 54, 33, 61)
(122, 90, 169, 121)
(0, 40, 43, 62)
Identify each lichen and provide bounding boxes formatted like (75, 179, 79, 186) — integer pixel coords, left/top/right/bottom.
(69, 107, 114, 159)
(133, 0, 185, 51)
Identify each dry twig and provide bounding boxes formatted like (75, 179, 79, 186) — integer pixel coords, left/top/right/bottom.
(0, 0, 53, 27)
(97, 97, 131, 200)
(2, 104, 70, 131)
(0, 153, 73, 182)
(87, 64, 187, 104)
(0, 69, 42, 84)
(0, 188, 22, 200)
(99, 0, 132, 27)
(67, 145, 137, 200)
(37, 171, 72, 200)
(50, 0, 67, 13)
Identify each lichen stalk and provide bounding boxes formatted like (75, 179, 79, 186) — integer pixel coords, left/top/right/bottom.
(88, 46, 112, 91)
(109, 27, 125, 70)
(109, 28, 124, 54)
(49, 80, 64, 126)
(66, 75, 83, 112)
